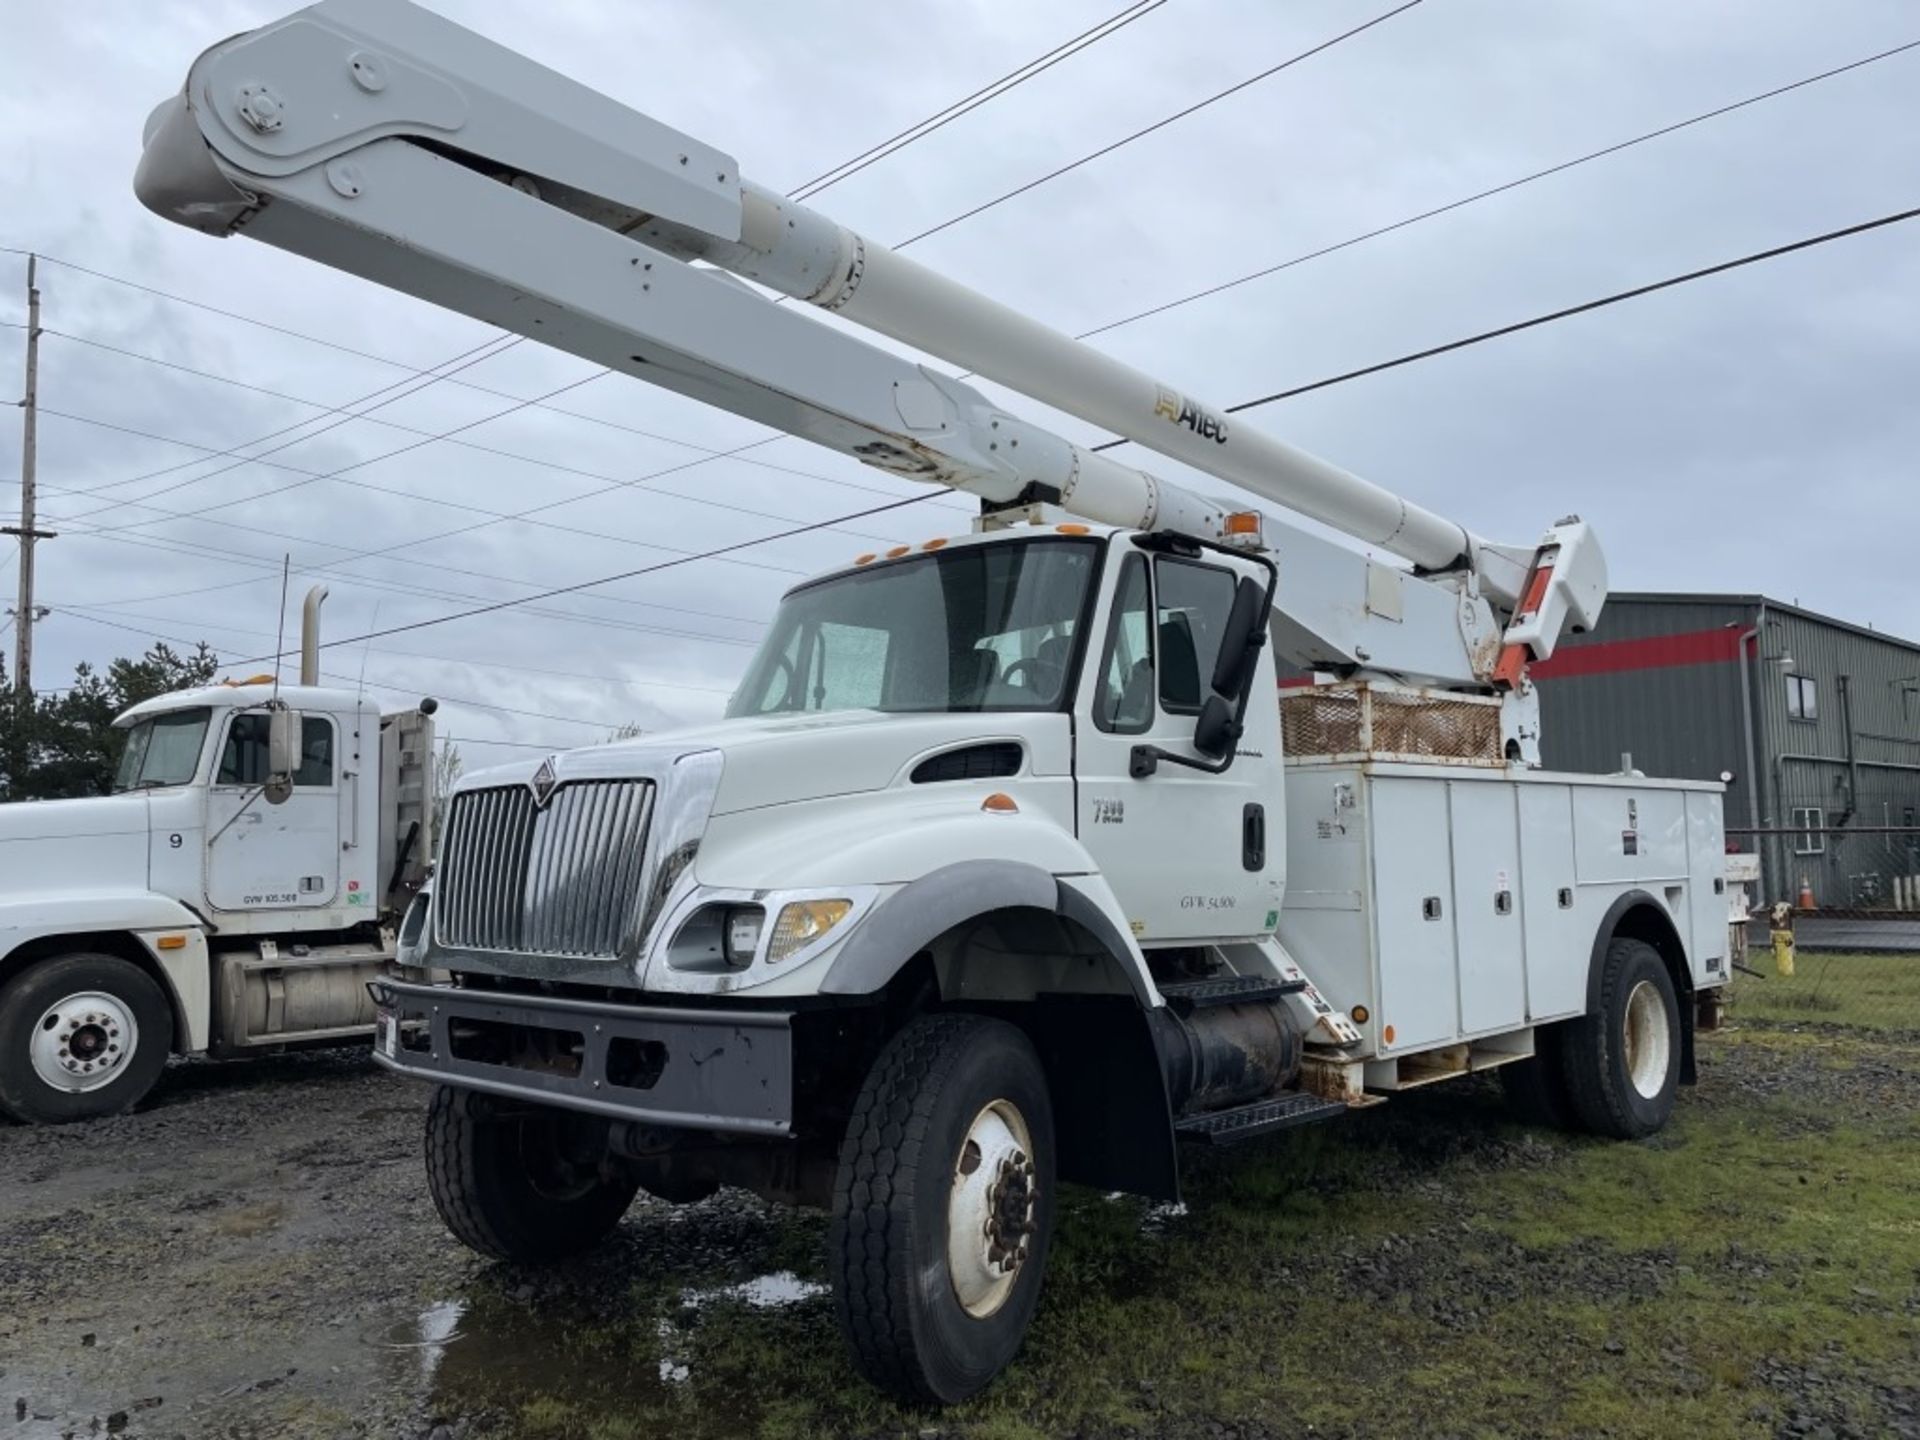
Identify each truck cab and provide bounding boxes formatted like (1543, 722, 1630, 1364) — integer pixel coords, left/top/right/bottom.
(0, 678, 433, 1124)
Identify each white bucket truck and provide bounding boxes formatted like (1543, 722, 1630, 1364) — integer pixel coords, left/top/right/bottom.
(136, 2, 1734, 1403)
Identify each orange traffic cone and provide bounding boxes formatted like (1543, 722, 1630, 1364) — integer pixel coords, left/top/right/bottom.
(1796, 875, 1816, 911)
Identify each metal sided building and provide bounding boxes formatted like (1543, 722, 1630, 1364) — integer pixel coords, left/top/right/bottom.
(1535, 594, 1920, 908)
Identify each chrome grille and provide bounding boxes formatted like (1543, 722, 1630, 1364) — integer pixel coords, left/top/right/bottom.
(437, 780, 655, 958)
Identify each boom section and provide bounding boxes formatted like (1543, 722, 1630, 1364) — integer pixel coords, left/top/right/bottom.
(135, 0, 1610, 682)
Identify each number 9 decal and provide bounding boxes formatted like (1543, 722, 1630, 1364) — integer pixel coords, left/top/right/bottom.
(169, 833, 184, 849)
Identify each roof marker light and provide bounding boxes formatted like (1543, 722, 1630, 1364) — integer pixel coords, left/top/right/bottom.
(921, 537, 948, 551)
(853, 553, 876, 566)
(886, 545, 910, 559)
(1055, 523, 1090, 535)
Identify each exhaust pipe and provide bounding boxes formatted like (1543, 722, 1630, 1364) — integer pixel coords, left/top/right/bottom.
(300, 586, 329, 686)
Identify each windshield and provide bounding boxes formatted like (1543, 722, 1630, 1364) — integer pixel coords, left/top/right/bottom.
(728, 539, 1100, 718)
(113, 707, 212, 792)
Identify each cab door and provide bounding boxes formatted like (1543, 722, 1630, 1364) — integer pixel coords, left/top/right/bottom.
(203, 710, 343, 914)
(1074, 544, 1286, 942)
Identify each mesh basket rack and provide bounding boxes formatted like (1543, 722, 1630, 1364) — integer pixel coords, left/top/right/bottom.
(1280, 682, 1505, 766)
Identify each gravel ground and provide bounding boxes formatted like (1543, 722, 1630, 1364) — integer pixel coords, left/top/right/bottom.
(1, 1032, 1915, 1440)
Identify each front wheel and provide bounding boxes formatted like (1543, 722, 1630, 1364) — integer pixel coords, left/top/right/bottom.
(1560, 937, 1681, 1139)
(0, 953, 172, 1125)
(829, 1013, 1055, 1405)
(424, 1087, 640, 1262)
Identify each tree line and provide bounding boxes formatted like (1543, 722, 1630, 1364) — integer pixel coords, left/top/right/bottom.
(0, 641, 220, 802)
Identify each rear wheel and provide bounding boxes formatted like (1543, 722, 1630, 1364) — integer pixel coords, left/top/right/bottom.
(829, 1013, 1055, 1405)
(0, 954, 172, 1125)
(1560, 937, 1681, 1139)
(424, 1086, 640, 1262)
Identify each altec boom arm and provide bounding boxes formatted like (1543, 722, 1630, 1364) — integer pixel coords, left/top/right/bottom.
(133, 0, 1605, 694)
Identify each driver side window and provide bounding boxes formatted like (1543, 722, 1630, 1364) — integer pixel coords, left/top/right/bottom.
(217, 714, 335, 788)
(1093, 554, 1155, 734)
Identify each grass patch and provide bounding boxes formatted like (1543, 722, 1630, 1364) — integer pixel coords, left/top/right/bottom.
(432, 1030, 1918, 1440)
(1730, 948, 1920, 1032)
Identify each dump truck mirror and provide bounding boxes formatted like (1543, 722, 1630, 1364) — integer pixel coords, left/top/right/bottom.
(266, 706, 301, 804)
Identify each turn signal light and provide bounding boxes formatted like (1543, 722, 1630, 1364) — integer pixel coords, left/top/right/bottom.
(981, 792, 1019, 814)
(156, 935, 188, 951)
(1350, 1004, 1370, 1024)
(768, 899, 853, 964)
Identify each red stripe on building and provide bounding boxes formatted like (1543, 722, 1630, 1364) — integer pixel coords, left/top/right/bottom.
(1531, 625, 1746, 680)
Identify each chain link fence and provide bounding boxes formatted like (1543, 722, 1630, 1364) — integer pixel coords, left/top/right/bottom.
(1726, 826, 1920, 1035)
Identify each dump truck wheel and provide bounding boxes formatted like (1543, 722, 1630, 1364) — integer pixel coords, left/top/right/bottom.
(1560, 937, 1680, 1139)
(829, 1013, 1055, 1405)
(425, 1086, 639, 1262)
(0, 953, 172, 1125)
(1499, 1022, 1578, 1131)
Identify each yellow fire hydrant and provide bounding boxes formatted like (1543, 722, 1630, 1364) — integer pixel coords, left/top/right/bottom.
(1769, 900, 1796, 977)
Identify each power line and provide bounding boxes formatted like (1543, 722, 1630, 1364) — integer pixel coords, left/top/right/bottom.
(31, 397, 924, 549)
(787, 0, 1168, 202)
(50, 606, 638, 730)
(40, 326, 963, 513)
(53, 599, 738, 697)
(64, 368, 607, 532)
(1064, 36, 1920, 346)
(229, 491, 946, 666)
(37, 520, 775, 648)
(1198, 200, 1920, 425)
(891, 0, 1422, 249)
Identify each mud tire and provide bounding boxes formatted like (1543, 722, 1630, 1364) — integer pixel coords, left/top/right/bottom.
(828, 1013, 1055, 1405)
(425, 1086, 639, 1262)
(1560, 937, 1681, 1139)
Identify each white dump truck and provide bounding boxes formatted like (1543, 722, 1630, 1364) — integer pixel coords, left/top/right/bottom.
(0, 591, 434, 1123)
(138, 0, 1735, 1404)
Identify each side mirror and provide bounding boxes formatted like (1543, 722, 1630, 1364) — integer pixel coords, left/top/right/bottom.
(1210, 576, 1267, 700)
(1193, 693, 1240, 760)
(266, 706, 301, 805)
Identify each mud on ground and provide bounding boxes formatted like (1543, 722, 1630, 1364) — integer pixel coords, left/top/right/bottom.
(1, 1026, 1916, 1440)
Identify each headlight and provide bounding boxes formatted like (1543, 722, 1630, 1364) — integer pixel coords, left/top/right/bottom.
(723, 906, 766, 965)
(767, 899, 853, 964)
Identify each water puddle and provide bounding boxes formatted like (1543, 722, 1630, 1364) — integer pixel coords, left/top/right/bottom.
(371, 1269, 829, 1409)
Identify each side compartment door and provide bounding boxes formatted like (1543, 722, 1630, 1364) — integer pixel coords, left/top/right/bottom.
(204, 711, 343, 913)
(1075, 547, 1286, 941)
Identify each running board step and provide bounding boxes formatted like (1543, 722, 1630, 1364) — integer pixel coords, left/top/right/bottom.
(1157, 975, 1307, 1011)
(1175, 1091, 1349, 1145)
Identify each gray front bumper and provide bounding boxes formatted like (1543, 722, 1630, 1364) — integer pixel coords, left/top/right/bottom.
(370, 979, 792, 1136)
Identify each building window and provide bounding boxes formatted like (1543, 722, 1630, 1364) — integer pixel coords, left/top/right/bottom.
(1790, 806, 1825, 855)
(1785, 673, 1818, 721)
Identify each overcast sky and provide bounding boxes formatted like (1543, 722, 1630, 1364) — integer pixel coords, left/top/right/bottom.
(2, 0, 1916, 766)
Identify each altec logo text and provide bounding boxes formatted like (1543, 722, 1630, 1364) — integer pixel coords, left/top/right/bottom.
(1153, 386, 1228, 444)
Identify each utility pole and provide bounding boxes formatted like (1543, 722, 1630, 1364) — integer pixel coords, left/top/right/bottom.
(6, 253, 54, 696)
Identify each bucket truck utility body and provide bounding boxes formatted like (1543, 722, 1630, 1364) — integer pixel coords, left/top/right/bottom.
(136, 0, 1731, 1403)
(0, 598, 435, 1124)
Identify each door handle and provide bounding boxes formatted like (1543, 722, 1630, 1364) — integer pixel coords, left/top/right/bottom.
(1242, 803, 1266, 872)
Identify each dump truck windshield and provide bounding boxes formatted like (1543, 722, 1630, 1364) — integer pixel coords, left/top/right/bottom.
(729, 539, 1100, 718)
(113, 708, 212, 792)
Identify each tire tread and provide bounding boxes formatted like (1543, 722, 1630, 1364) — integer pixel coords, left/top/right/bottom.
(828, 1012, 991, 1402)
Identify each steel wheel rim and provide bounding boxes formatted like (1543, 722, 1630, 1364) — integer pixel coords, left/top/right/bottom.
(946, 1098, 1036, 1319)
(30, 991, 139, 1094)
(1623, 979, 1670, 1100)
